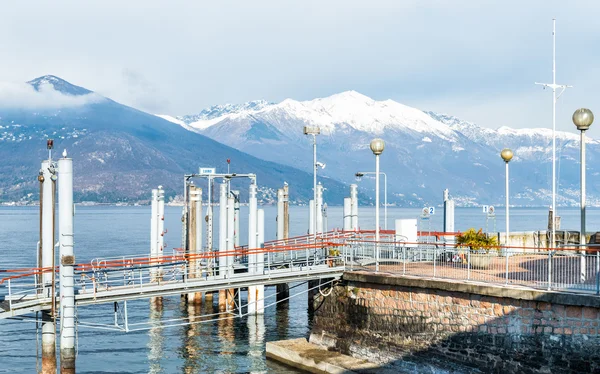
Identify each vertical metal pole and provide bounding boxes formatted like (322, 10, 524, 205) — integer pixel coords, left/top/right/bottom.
(232, 190, 240, 248)
(58, 156, 75, 371)
(505, 161, 510, 284)
(207, 176, 213, 253)
(581, 130, 587, 282)
(312, 134, 317, 242)
(40, 160, 56, 363)
(551, 19, 557, 252)
(188, 187, 199, 302)
(226, 195, 235, 278)
(375, 154, 380, 272)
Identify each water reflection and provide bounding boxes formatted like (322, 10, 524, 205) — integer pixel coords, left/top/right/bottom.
(247, 315, 266, 374)
(148, 297, 164, 374)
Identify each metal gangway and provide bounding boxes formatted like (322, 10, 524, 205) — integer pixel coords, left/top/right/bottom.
(0, 230, 377, 319)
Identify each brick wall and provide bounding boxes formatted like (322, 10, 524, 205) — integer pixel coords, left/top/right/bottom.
(311, 272, 600, 373)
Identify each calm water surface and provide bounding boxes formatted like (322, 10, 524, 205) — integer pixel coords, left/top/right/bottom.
(1, 205, 599, 373)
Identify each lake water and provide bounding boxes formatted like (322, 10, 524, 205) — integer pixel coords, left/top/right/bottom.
(1, 205, 599, 373)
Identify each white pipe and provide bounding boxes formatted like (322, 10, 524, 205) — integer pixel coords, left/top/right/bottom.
(58, 156, 75, 369)
(316, 183, 323, 234)
(277, 189, 284, 240)
(343, 197, 351, 231)
(350, 184, 358, 230)
(207, 176, 213, 252)
(218, 183, 227, 276)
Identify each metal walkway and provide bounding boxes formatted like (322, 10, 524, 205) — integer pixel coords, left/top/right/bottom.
(0, 230, 368, 319)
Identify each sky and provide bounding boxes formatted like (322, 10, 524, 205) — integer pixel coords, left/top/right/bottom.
(1, 1, 600, 136)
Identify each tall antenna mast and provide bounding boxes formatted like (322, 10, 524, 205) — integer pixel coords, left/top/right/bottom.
(535, 18, 571, 252)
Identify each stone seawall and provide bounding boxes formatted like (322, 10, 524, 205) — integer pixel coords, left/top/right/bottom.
(311, 272, 600, 373)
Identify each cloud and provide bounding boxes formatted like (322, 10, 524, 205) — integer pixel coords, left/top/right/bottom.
(121, 69, 170, 113)
(0, 81, 104, 110)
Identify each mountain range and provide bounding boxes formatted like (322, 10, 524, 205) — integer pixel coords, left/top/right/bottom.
(0, 76, 352, 205)
(159, 91, 600, 207)
(2, 75, 596, 208)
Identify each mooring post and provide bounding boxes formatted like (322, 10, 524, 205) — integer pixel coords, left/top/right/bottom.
(150, 189, 158, 282)
(277, 185, 290, 303)
(157, 186, 165, 259)
(218, 182, 228, 310)
(350, 184, 358, 230)
(40, 159, 56, 370)
(187, 186, 199, 303)
(194, 188, 203, 302)
(232, 190, 240, 248)
(343, 197, 352, 231)
(226, 195, 235, 310)
(256, 209, 265, 314)
(58, 154, 75, 372)
(277, 189, 284, 241)
(283, 184, 289, 240)
(443, 189, 455, 251)
(308, 200, 315, 235)
(248, 183, 258, 314)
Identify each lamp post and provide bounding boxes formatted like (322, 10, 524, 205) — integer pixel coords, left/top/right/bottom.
(355, 171, 387, 230)
(573, 108, 594, 283)
(501, 148, 513, 283)
(304, 126, 321, 242)
(370, 138, 385, 272)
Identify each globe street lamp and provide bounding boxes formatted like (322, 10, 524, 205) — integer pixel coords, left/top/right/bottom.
(355, 171, 387, 230)
(501, 148, 513, 283)
(303, 126, 320, 242)
(573, 108, 594, 283)
(370, 138, 385, 272)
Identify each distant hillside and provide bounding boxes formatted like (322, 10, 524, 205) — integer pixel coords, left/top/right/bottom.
(0, 76, 355, 205)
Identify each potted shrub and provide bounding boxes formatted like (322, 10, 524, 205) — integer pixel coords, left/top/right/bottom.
(456, 228, 499, 269)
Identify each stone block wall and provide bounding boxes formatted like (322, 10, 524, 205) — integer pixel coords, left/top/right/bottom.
(311, 272, 600, 373)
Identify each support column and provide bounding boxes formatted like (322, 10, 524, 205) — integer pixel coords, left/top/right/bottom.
(283, 184, 290, 240)
(232, 190, 240, 248)
(158, 186, 165, 257)
(255, 209, 265, 314)
(218, 183, 228, 311)
(188, 186, 200, 303)
(248, 183, 258, 315)
(277, 189, 284, 240)
(226, 195, 235, 311)
(316, 183, 323, 234)
(343, 197, 352, 231)
(350, 184, 358, 230)
(40, 160, 56, 368)
(150, 189, 159, 282)
(58, 155, 75, 372)
(308, 200, 315, 235)
(443, 189, 455, 248)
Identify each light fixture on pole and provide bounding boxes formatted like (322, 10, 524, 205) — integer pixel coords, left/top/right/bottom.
(355, 171, 387, 230)
(304, 126, 321, 242)
(573, 108, 594, 283)
(370, 138, 385, 272)
(501, 148, 513, 283)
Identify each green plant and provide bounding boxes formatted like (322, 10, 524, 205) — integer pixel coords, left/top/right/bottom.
(456, 228, 498, 253)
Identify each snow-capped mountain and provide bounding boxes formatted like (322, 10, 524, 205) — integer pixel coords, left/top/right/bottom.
(162, 91, 600, 207)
